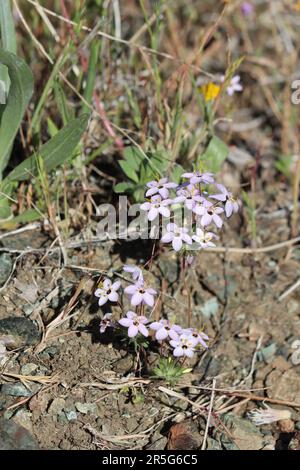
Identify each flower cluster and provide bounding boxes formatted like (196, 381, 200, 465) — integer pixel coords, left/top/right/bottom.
(118, 311, 209, 358)
(140, 171, 239, 252)
(95, 267, 209, 358)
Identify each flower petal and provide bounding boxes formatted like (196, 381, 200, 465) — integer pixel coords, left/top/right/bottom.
(131, 292, 143, 306)
(128, 324, 139, 337)
(119, 318, 132, 327)
(143, 292, 154, 307)
(138, 324, 149, 337)
(156, 327, 168, 341)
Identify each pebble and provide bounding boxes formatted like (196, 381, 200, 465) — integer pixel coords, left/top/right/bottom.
(48, 398, 66, 415)
(0, 317, 40, 349)
(21, 363, 38, 375)
(65, 410, 77, 421)
(0, 418, 39, 450)
(75, 402, 98, 415)
(0, 254, 12, 285)
(39, 346, 58, 359)
(222, 413, 275, 450)
(1, 382, 33, 397)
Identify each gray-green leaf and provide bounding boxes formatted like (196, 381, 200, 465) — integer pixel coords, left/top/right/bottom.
(0, 49, 34, 177)
(4, 114, 89, 183)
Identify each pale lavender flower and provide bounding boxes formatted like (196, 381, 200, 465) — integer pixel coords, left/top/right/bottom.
(100, 313, 113, 333)
(192, 228, 217, 248)
(124, 281, 157, 307)
(181, 171, 214, 185)
(196, 202, 224, 228)
(210, 183, 239, 217)
(170, 333, 198, 358)
(174, 185, 205, 211)
(123, 265, 143, 283)
(145, 178, 177, 199)
(140, 195, 171, 221)
(118, 311, 149, 338)
(161, 223, 192, 252)
(222, 75, 243, 96)
(95, 278, 121, 306)
(248, 405, 291, 426)
(150, 319, 182, 341)
(182, 328, 209, 349)
(241, 2, 253, 16)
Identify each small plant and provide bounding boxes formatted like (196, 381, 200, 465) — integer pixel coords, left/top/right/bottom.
(152, 357, 193, 386)
(96, 169, 240, 382)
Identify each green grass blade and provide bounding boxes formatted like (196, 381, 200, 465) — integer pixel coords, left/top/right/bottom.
(0, 0, 17, 96)
(4, 114, 89, 183)
(0, 0, 16, 53)
(0, 49, 34, 178)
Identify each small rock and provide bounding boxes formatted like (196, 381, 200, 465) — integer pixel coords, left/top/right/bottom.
(266, 369, 300, 402)
(0, 418, 39, 450)
(48, 398, 66, 415)
(199, 297, 219, 318)
(258, 343, 277, 363)
(65, 410, 77, 421)
(13, 409, 34, 434)
(75, 402, 97, 415)
(146, 436, 168, 450)
(167, 421, 202, 450)
(114, 355, 134, 373)
(0, 254, 12, 285)
(14, 279, 38, 303)
(1, 382, 32, 397)
(21, 363, 38, 376)
(0, 317, 40, 349)
(23, 305, 34, 316)
(279, 419, 295, 433)
(39, 346, 58, 359)
(222, 414, 274, 450)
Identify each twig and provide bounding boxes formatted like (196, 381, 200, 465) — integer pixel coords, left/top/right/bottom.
(225, 392, 300, 409)
(278, 277, 300, 302)
(201, 378, 216, 450)
(0, 223, 40, 240)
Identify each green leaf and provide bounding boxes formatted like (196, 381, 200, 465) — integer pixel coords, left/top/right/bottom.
(0, 0, 16, 53)
(0, 0, 17, 99)
(0, 195, 11, 220)
(202, 135, 229, 173)
(119, 160, 139, 183)
(3, 114, 89, 183)
(123, 146, 143, 172)
(53, 80, 74, 125)
(0, 208, 41, 228)
(0, 49, 34, 178)
(82, 39, 100, 114)
(114, 182, 134, 193)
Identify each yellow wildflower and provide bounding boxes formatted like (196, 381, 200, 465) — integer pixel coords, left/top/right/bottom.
(199, 83, 221, 102)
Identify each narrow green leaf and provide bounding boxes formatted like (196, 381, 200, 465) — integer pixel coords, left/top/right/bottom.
(0, 0, 17, 99)
(0, 49, 34, 177)
(54, 80, 74, 125)
(0, 0, 17, 53)
(4, 114, 89, 183)
(82, 39, 100, 114)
